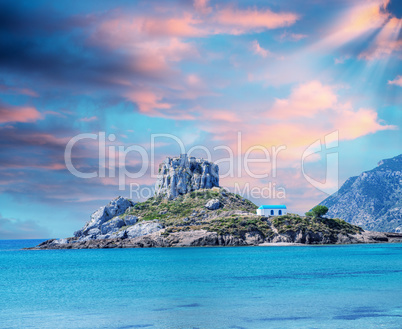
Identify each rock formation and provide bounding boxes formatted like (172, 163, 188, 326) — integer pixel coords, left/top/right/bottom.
(30, 228, 402, 250)
(319, 154, 402, 232)
(72, 196, 162, 241)
(205, 199, 221, 210)
(155, 154, 219, 199)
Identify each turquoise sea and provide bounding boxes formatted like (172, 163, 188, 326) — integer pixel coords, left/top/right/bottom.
(0, 240, 401, 329)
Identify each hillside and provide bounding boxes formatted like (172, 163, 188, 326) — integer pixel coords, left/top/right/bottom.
(319, 154, 402, 232)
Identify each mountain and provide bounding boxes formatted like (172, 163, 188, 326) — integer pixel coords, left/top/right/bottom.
(319, 154, 402, 232)
(28, 155, 402, 250)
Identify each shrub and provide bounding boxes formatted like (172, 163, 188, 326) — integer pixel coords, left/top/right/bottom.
(311, 205, 328, 218)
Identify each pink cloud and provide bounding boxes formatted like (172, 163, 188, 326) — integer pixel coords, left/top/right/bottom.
(279, 31, 307, 41)
(121, 72, 216, 119)
(18, 88, 39, 97)
(388, 75, 402, 86)
(91, 17, 200, 81)
(210, 113, 393, 162)
(83, 4, 300, 122)
(187, 74, 202, 86)
(141, 14, 205, 38)
(208, 110, 241, 122)
(43, 110, 68, 118)
(270, 81, 338, 118)
(214, 7, 298, 34)
(125, 87, 199, 119)
(26, 132, 71, 146)
(0, 126, 72, 149)
(0, 84, 39, 97)
(327, 0, 389, 45)
(4, 163, 66, 171)
(45, 163, 65, 170)
(155, 38, 199, 62)
(83, 5, 300, 123)
(198, 81, 394, 163)
(334, 56, 350, 64)
(126, 89, 172, 113)
(94, 5, 299, 43)
(0, 103, 42, 123)
(168, 73, 220, 100)
(89, 14, 201, 89)
(333, 107, 397, 140)
(251, 40, 270, 58)
(93, 13, 205, 45)
(194, 0, 212, 15)
(79, 116, 98, 122)
(358, 17, 402, 60)
(311, 0, 402, 61)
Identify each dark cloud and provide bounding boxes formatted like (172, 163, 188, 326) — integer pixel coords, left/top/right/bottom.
(0, 125, 67, 149)
(385, 0, 402, 19)
(0, 122, 103, 187)
(0, 36, 164, 91)
(0, 1, 171, 94)
(0, 125, 70, 174)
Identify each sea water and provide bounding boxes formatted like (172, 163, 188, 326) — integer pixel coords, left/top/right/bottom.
(0, 240, 401, 329)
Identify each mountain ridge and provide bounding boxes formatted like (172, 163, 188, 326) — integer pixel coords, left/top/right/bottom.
(319, 154, 402, 232)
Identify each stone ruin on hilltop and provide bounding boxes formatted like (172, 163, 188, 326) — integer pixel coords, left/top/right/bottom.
(155, 154, 219, 199)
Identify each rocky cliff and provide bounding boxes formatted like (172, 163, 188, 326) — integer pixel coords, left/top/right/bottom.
(64, 196, 164, 242)
(34, 229, 402, 249)
(155, 154, 219, 199)
(319, 154, 402, 232)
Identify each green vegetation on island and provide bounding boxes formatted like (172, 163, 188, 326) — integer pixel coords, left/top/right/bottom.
(120, 188, 362, 240)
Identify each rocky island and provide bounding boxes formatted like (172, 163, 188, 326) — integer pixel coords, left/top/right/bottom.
(29, 155, 402, 250)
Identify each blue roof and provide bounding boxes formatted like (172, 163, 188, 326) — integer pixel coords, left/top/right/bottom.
(258, 205, 287, 209)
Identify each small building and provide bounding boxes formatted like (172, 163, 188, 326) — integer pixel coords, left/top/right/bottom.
(257, 205, 287, 216)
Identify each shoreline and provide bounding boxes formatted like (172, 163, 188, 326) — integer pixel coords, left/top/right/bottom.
(24, 241, 402, 250)
(25, 229, 402, 250)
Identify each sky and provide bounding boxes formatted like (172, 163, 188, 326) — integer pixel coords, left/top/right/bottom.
(0, 0, 401, 239)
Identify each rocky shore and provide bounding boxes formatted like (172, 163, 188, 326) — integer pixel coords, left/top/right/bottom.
(29, 229, 402, 250)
